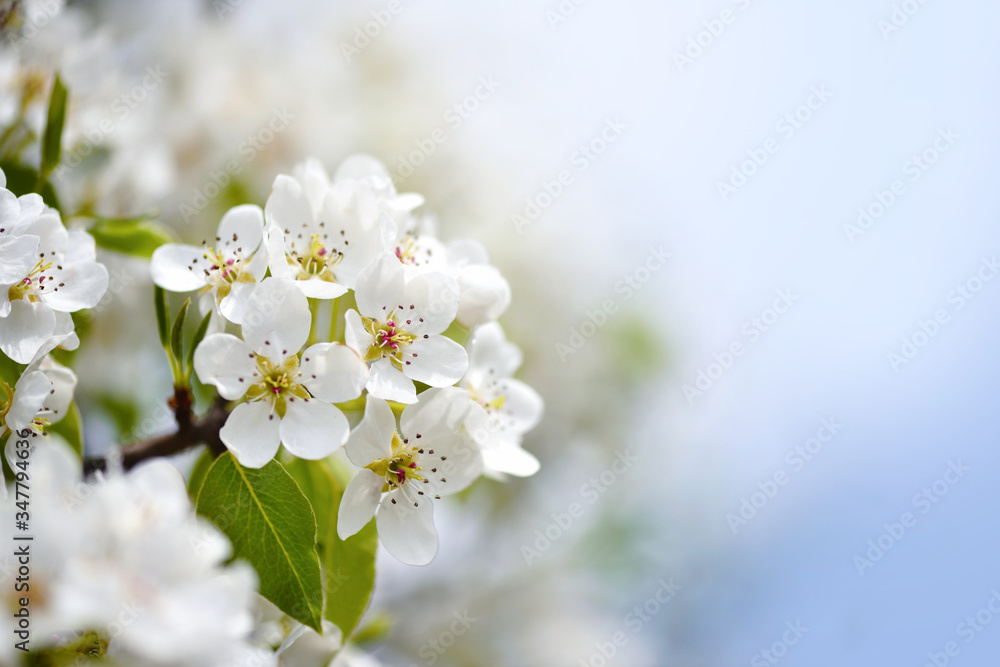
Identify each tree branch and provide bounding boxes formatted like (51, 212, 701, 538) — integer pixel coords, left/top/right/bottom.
(82, 387, 229, 476)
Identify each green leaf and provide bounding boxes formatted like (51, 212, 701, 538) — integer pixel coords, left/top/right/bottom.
(186, 311, 212, 379)
(187, 446, 216, 501)
(154, 286, 170, 349)
(40, 74, 67, 181)
(88, 218, 175, 258)
(195, 453, 324, 632)
(47, 402, 84, 458)
(170, 298, 190, 373)
(285, 457, 378, 638)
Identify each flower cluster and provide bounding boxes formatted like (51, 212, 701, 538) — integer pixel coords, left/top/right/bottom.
(155, 155, 542, 565)
(0, 166, 107, 491)
(0, 441, 263, 666)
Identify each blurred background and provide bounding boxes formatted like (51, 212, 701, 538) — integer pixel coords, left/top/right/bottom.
(9, 0, 1000, 664)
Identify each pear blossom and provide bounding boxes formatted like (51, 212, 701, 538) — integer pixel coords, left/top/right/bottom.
(446, 239, 511, 329)
(461, 323, 543, 478)
(194, 277, 368, 468)
(0, 441, 264, 666)
(264, 156, 417, 299)
(345, 252, 468, 404)
(0, 196, 107, 363)
(389, 215, 511, 329)
(338, 391, 482, 565)
(150, 204, 268, 325)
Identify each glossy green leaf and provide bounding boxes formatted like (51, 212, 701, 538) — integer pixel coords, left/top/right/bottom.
(170, 298, 190, 373)
(88, 218, 174, 258)
(40, 74, 67, 180)
(195, 453, 324, 632)
(285, 456, 378, 638)
(154, 286, 170, 349)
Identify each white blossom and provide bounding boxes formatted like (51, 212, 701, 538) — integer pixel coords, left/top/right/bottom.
(150, 204, 268, 325)
(338, 391, 481, 565)
(345, 252, 468, 404)
(194, 277, 368, 468)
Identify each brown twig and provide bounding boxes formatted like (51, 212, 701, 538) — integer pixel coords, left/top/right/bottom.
(81, 388, 229, 475)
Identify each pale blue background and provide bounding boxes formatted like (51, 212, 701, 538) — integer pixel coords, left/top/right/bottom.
(379, 0, 1000, 664)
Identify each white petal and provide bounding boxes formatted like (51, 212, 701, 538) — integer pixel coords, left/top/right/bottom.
(265, 222, 294, 280)
(217, 204, 264, 256)
(376, 489, 438, 566)
(24, 212, 67, 255)
(15, 195, 44, 233)
(337, 469, 382, 539)
(456, 265, 510, 328)
(295, 277, 348, 300)
(300, 343, 368, 403)
(419, 434, 482, 496)
(0, 189, 18, 232)
(7, 371, 50, 432)
(404, 336, 468, 387)
(294, 158, 331, 216)
(193, 334, 255, 400)
(0, 234, 39, 283)
(150, 244, 209, 292)
(0, 300, 56, 364)
(41, 261, 108, 312)
(343, 308, 371, 356)
(334, 154, 389, 182)
(279, 398, 349, 460)
(345, 397, 395, 466)
(241, 278, 311, 358)
(354, 252, 404, 318)
(400, 387, 472, 438)
(367, 358, 416, 404)
(446, 239, 490, 266)
(501, 378, 545, 433)
(64, 229, 97, 264)
(466, 322, 522, 382)
(483, 443, 540, 478)
(265, 174, 313, 232)
(403, 271, 460, 335)
(28, 311, 77, 363)
(245, 243, 269, 281)
(220, 401, 282, 469)
(38, 358, 76, 422)
(219, 281, 255, 324)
